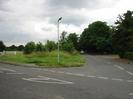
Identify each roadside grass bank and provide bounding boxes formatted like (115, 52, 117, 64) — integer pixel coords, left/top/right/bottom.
(0, 51, 85, 68)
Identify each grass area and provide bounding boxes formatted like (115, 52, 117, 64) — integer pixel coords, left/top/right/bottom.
(0, 51, 85, 68)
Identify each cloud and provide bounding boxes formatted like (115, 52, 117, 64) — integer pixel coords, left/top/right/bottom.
(0, 0, 133, 46)
(46, 0, 117, 9)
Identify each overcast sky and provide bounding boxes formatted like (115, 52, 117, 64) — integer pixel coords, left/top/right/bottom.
(0, 0, 133, 46)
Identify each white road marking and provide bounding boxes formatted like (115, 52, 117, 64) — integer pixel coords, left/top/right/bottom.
(65, 72, 84, 77)
(29, 68, 133, 83)
(114, 65, 133, 76)
(97, 77, 109, 80)
(129, 93, 133, 95)
(0, 68, 16, 72)
(64, 72, 75, 75)
(127, 80, 133, 83)
(111, 78, 123, 81)
(114, 65, 124, 70)
(73, 73, 85, 77)
(22, 76, 73, 84)
(87, 75, 96, 78)
(126, 71, 133, 76)
(6, 72, 23, 75)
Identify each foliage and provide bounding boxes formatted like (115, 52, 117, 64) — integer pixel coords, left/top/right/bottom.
(119, 52, 133, 60)
(45, 40, 57, 52)
(79, 21, 113, 53)
(36, 42, 45, 52)
(6, 45, 17, 51)
(60, 32, 78, 52)
(24, 41, 36, 54)
(124, 52, 133, 60)
(61, 41, 75, 53)
(17, 45, 24, 51)
(113, 10, 133, 53)
(60, 31, 67, 42)
(67, 33, 79, 50)
(0, 41, 6, 52)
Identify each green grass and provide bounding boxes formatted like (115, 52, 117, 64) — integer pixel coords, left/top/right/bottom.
(0, 51, 85, 68)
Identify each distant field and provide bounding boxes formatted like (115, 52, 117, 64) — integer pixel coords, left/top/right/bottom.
(0, 51, 85, 68)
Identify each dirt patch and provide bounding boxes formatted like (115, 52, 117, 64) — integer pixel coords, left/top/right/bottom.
(113, 57, 131, 64)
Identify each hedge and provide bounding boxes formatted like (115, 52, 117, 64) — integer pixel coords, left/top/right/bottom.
(119, 52, 133, 60)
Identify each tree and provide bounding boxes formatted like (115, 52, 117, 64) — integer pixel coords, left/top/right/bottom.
(67, 33, 79, 50)
(7, 45, 17, 51)
(24, 41, 36, 54)
(113, 10, 133, 54)
(0, 41, 6, 52)
(17, 45, 24, 51)
(60, 31, 67, 42)
(79, 21, 112, 53)
(61, 41, 75, 53)
(36, 42, 45, 52)
(45, 40, 57, 52)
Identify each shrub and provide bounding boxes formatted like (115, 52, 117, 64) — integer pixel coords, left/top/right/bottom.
(124, 52, 133, 60)
(24, 41, 36, 54)
(118, 52, 126, 58)
(45, 40, 57, 52)
(119, 52, 133, 60)
(62, 41, 75, 53)
(36, 42, 45, 52)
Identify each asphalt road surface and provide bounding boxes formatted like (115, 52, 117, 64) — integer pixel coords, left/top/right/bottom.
(0, 55, 133, 99)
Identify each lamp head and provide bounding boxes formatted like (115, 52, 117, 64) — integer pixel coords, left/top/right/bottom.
(58, 17, 62, 22)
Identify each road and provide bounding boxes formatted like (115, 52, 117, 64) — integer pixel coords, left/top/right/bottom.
(0, 55, 133, 99)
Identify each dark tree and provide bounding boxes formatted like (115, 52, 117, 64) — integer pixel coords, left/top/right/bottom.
(113, 10, 133, 54)
(79, 21, 112, 53)
(7, 45, 17, 51)
(24, 41, 36, 54)
(0, 41, 6, 52)
(17, 45, 24, 51)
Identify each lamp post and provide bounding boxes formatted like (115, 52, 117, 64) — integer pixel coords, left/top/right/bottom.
(57, 17, 62, 63)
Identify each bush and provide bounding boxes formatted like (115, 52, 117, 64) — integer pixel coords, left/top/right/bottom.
(62, 41, 75, 53)
(36, 42, 45, 52)
(45, 40, 57, 52)
(119, 52, 133, 60)
(24, 41, 36, 54)
(118, 52, 126, 58)
(124, 52, 133, 60)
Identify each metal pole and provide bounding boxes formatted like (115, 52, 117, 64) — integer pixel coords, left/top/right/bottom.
(57, 21, 60, 63)
(57, 17, 62, 63)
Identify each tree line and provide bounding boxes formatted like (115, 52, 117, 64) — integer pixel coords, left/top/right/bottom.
(0, 42, 25, 52)
(0, 10, 133, 58)
(0, 32, 79, 54)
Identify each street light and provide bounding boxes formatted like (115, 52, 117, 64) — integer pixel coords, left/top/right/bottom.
(57, 17, 62, 63)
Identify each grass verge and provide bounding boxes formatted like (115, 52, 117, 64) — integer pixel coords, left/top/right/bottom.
(0, 51, 85, 68)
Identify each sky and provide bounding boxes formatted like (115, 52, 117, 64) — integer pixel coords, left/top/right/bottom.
(0, 0, 133, 46)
